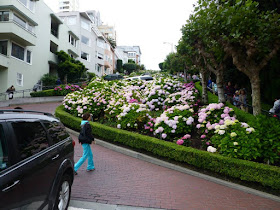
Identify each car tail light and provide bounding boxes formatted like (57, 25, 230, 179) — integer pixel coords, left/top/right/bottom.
(72, 140, 75, 147)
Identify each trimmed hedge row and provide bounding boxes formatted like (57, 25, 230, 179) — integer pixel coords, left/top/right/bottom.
(195, 82, 256, 123)
(55, 105, 280, 189)
(30, 89, 55, 97)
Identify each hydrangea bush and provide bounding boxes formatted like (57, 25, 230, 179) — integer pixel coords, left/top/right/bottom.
(61, 75, 279, 165)
(210, 120, 260, 160)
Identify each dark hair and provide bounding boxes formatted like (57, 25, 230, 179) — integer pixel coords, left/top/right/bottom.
(14, 107, 23, 109)
(82, 112, 91, 120)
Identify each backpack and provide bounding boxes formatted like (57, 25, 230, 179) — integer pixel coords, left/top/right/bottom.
(78, 122, 93, 144)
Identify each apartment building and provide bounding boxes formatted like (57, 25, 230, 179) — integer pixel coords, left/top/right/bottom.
(116, 46, 141, 65)
(98, 24, 117, 43)
(0, 0, 79, 94)
(59, 0, 79, 12)
(57, 11, 109, 77)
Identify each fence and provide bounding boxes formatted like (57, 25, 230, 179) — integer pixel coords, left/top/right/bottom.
(0, 81, 87, 101)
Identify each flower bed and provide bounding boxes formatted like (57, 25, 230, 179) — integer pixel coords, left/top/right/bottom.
(62, 75, 280, 165)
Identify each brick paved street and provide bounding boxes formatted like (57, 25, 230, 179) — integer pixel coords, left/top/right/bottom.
(2, 102, 280, 209)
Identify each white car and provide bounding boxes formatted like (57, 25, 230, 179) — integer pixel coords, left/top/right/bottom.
(125, 76, 153, 81)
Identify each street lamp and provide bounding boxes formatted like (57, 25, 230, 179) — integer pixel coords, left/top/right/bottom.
(163, 42, 174, 53)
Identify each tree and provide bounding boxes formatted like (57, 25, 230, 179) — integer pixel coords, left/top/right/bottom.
(194, 0, 280, 115)
(123, 63, 136, 74)
(56, 51, 86, 83)
(158, 62, 164, 71)
(117, 59, 123, 73)
(107, 37, 116, 48)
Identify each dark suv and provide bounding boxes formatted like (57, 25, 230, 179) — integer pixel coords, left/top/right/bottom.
(0, 109, 74, 210)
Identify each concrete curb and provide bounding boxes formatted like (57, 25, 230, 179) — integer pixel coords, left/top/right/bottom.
(69, 200, 164, 210)
(66, 128, 280, 203)
(0, 96, 64, 107)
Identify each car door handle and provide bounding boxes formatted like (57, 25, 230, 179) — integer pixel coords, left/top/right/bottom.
(52, 154, 59, 160)
(2, 180, 20, 192)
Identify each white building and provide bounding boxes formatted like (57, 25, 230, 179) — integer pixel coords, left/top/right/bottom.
(0, 0, 79, 96)
(59, 0, 79, 12)
(116, 46, 141, 65)
(98, 24, 117, 44)
(57, 11, 112, 77)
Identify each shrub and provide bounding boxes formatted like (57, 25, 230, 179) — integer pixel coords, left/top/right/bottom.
(40, 74, 57, 87)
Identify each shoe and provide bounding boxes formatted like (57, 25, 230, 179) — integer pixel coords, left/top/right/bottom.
(74, 171, 78, 175)
(86, 168, 95, 172)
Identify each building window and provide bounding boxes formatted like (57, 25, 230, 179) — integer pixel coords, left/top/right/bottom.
(81, 51, 89, 61)
(26, 50, 31, 64)
(51, 18, 59, 38)
(96, 64, 101, 72)
(68, 16, 76, 25)
(0, 11, 9, 21)
(97, 52, 103, 60)
(17, 73, 23, 86)
(69, 35, 77, 47)
(81, 35, 90, 46)
(13, 14, 34, 34)
(14, 14, 26, 29)
(50, 41, 58, 54)
(81, 20, 90, 31)
(18, 0, 35, 12)
(0, 41, 8, 56)
(12, 43, 24, 61)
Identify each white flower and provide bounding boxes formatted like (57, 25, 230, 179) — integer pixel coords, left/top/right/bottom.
(134, 123, 137, 127)
(230, 132, 237, 137)
(117, 124, 121, 129)
(127, 123, 130, 127)
(218, 130, 225, 135)
(207, 146, 217, 153)
(233, 142, 238, 146)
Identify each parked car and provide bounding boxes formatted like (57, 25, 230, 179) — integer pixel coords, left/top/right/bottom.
(103, 74, 123, 81)
(125, 76, 153, 81)
(0, 109, 75, 210)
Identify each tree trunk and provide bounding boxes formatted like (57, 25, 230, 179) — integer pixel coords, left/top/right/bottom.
(201, 71, 208, 104)
(184, 69, 187, 82)
(216, 71, 226, 103)
(250, 73, 262, 116)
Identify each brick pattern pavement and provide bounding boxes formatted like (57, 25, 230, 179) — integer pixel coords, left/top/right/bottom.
(2, 102, 280, 210)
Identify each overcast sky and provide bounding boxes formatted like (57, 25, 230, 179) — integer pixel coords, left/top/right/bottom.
(44, 0, 197, 70)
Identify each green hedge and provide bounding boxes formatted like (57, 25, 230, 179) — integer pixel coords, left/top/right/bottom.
(30, 89, 55, 97)
(195, 82, 256, 123)
(55, 105, 280, 190)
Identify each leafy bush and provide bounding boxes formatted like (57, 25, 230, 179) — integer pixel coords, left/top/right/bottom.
(211, 120, 261, 160)
(40, 74, 57, 87)
(30, 89, 55, 97)
(252, 115, 280, 164)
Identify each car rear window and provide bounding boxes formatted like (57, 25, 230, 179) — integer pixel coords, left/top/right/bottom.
(43, 122, 70, 144)
(12, 122, 49, 161)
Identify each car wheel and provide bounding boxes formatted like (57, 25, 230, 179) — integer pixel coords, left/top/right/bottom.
(54, 174, 71, 210)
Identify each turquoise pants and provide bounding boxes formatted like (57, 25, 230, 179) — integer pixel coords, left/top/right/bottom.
(74, 144, 94, 172)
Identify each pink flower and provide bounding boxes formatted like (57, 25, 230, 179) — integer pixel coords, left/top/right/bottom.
(176, 139, 184, 145)
(201, 135, 206, 139)
(196, 124, 201, 129)
(150, 128, 153, 132)
(161, 133, 167, 139)
(184, 134, 191, 139)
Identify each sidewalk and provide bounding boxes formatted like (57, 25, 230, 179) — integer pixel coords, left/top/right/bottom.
(0, 96, 64, 107)
(2, 102, 280, 209)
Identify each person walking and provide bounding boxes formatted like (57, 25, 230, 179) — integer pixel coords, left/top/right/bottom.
(74, 112, 95, 175)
